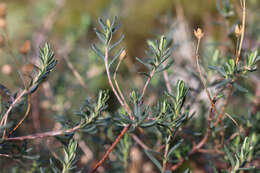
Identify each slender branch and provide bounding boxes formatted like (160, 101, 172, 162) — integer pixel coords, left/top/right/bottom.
(8, 93, 31, 137)
(104, 47, 124, 106)
(0, 153, 12, 158)
(170, 105, 215, 171)
(214, 85, 232, 127)
(171, 158, 185, 171)
(63, 53, 93, 96)
(88, 125, 130, 173)
(0, 89, 27, 138)
(162, 135, 171, 173)
(3, 124, 81, 141)
(190, 106, 214, 154)
(113, 53, 126, 103)
(163, 70, 172, 93)
(195, 37, 219, 115)
(89, 48, 134, 172)
(235, 0, 246, 65)
(130, 134, 150, 150)
(113, 52, 133, 118)
(141, 68, 156, 97)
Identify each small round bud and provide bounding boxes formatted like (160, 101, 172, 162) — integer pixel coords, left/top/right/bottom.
(194, 28, 204, 39)
(19, 40, 31, 55)
(235, 25, 242, 37)
(119, 50, 126, 61)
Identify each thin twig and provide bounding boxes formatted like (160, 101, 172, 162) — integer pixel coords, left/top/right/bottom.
(171, 158, 185, 171)
(141, 68, 156, 97)
(104, 47, 124, 106)
(163, 70, 172, 93)
(0, 89, 27, 138)
(113, 53, 133, 119)
(162, 135, 171, 173)
(235, 0, 246, 65)
(214, 85, 232, 127)
(64, 54, 93, 96)
(3, 124, 81, 141)
(88, 125, 130, 173)
(7, 93, 31, 137)
(190, 106, 214, 154)
(130, 134, 150, 150)
(89, 47, 133, 173)
(195, 37, 219, 116)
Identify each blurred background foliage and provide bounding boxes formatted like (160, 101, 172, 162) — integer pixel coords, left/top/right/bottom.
(1, 0, 259, 110)
(0, 0, 259, 172)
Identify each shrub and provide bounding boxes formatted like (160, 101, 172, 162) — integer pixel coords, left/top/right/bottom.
(0, 0, 259, 172)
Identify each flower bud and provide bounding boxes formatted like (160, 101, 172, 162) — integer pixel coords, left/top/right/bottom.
(235, 25, 242, 37)
(194, 28, 204, 39)
(119, 50, 126, 61)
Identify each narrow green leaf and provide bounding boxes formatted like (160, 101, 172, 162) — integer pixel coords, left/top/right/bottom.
(94, 28, 106, 44)
(136, 57, 151, 69)
(91, 44, 105, 59)
(109, 34, 125, 51)
(109, 47, 125, 67)
(98, 18, 107, 31)
(167, 139, 183, 158)
(144, 150, 162, 171)
(224, 145, 235, 168)
(233, 83, 248, 93)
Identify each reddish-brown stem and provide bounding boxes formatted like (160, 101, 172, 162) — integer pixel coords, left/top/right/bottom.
(171, 158, 185, 171)
(214, 85, 233, 127)
(162, 135, 171, 173)
(130, 134, 150, 150)
(8, 93, 31, 137)
(104, 47, 124, 106)
(163, 68, 172, 93)
(113, 55, 133, 119)
(89, 48, 133, 173)
(88, 125, 130, 173)
(171, 94, 217, 171)
(141, 68, 156, 97)
(190, 106, 214, 154)
(1, 89, 27, 138)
